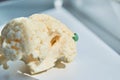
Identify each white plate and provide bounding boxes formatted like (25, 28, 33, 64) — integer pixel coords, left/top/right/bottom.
(0, 8, 120, 80)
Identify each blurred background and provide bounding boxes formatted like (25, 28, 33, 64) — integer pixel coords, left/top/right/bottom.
(0, 0, 120, 54)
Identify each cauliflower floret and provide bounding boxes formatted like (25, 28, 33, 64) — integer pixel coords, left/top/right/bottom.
(0, 14, 77, 74)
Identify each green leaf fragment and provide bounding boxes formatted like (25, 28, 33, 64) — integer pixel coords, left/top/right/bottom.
(72, 33, 79, 41)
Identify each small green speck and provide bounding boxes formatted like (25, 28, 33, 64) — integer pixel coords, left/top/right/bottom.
(72, 33, 79, 42)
